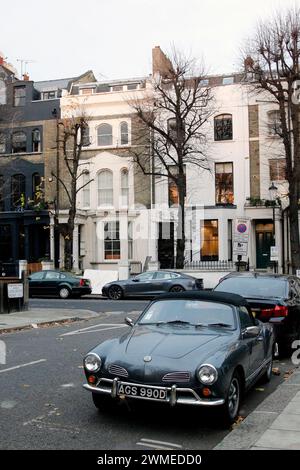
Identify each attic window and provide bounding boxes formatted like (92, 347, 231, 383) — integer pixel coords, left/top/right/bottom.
(112, 85, 123, 92)
(222, 77, 234, 85)
(42, 91, 57, 100)
(79, 88, 95, 95)
(127, 83, 138, 90)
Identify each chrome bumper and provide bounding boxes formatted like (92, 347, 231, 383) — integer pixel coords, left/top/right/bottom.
(83, 377, 225, 407)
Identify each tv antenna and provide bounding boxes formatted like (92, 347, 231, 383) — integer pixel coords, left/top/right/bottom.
(16, 58, 36, 77)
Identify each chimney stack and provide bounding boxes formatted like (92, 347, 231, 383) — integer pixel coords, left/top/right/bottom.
(152, 46, 173, 78)
(23, 73, 30, 81)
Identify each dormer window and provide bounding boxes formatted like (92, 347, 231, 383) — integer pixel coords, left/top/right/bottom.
(79, 88, 95, 95)
(42, 91, 57, 100)
(222, 77, 234, 85)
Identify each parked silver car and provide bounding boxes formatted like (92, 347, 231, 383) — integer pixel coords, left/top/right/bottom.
(102, 271, 203, 300)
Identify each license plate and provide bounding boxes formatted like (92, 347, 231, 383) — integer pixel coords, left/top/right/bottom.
(117, 383, 167, 401)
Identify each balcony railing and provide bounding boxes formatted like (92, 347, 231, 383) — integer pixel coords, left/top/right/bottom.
(183, 260, 235, 271)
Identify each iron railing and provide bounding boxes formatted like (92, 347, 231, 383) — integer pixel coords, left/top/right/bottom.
(183, 260, 235, 271)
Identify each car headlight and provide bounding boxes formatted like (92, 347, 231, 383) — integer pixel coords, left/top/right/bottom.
(84, 353, 102, 372)
(197, 364, 218, 385)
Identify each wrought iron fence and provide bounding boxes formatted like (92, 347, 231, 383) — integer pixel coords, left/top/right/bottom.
(183, 260, 235, 271)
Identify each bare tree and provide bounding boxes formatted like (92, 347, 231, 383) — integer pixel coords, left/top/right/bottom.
(244, 7, 300, 272)
(129, 49, 214, 268)
(50, 114, 93, 271)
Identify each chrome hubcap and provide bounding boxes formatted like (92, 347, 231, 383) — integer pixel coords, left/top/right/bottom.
(171, 286, 184, 292)
(228, 378, 239, 418)
(60, 288, 69, 298)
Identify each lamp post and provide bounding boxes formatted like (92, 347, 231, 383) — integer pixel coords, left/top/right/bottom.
(269, 181, 278, 273)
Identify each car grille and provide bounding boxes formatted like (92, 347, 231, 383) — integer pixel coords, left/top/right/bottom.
(108, 364, 129, 378)
(162, 372, 191, 383)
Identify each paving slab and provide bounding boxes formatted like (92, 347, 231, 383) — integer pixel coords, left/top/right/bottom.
(0, 308, 99, 333)
(270, 412, 300, 431)
(254, 429, 300, 450)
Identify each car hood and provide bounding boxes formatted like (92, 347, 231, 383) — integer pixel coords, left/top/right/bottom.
(107, 325, 232, 361)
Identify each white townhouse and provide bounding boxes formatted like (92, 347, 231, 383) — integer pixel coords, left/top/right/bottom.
(59, 77, 152, 273)
(57, 47, 289, 276)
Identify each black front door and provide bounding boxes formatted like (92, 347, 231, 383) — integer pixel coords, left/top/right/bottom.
(256, 222, 274, 269)
(158, 222, 174, 269)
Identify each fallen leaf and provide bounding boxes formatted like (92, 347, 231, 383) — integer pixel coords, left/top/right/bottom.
(22, 384, 30, 388)
(272, 367, 281, 376)
(255, 387, 265, 392)
(31, 323, 38, 329)
(231, 415, 245, 429)
(284, 369, 294, 380)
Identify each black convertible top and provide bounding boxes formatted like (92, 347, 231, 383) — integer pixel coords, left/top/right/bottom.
(155, 290, 249, 307)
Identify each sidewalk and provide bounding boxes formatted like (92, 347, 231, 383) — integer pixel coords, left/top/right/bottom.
(0, 308, 99, 333)
(215, 367, 300, 450)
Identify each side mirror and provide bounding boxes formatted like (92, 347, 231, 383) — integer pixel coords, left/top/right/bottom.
(28, 276, 32, 281)
(125, 317, 134, 327)
(243, 325, 260, 339)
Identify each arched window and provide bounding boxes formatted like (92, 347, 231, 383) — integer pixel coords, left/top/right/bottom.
(120, 121, 129, 145)
(0, 133, 6, 153)
(98, 170, 113, 206)
(11, 174, 26, 209)
(0, 78, 6, 105)
(82, 171, 90, 207)
(32, 173, 42, 203)
(121, 168, 129, 206)
(12, 131, 27, 153)
(214, 114, 233, 141)
(97, 123, 112, 146)
(32, 129, 41, 152)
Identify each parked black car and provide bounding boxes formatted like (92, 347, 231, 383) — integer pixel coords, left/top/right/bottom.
(83, 291, 274, 426)
(102, 271, 203, 300)
(28, 270, 92, 299)
(214, 272, 300, 355)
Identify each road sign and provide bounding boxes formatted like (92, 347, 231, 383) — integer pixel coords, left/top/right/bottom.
(233, 218, 250, 243)
(7, 283, 23, 299)
(233, 241, 248, 256)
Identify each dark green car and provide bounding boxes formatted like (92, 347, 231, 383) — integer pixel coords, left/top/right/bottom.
(83, 291, 275, 426)
(28, 270, 92, 299)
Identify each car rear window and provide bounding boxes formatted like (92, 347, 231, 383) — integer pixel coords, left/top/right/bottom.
(215, 277, 287, 298)
(138, 299, 236, 328)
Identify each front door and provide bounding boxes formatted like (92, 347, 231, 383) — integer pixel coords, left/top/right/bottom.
(255, 222, 274, 269)
(158, 222, 174, 269)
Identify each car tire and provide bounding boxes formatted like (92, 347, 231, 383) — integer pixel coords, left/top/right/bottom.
(58, 287, 70, 299)
(108, 285, 123, 300)
(219, 371, 241, 427)
(92, 393, 115, 411)
(169, 285, 185, 293)
(261, 356, 273, 383)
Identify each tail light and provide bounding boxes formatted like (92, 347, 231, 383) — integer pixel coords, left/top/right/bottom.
(80, 279, 89, 286)
(260, 305, 288, 319)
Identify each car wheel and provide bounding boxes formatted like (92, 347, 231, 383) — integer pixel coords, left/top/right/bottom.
(169, 285, 185, 293)
(59, 287, 70, 299)
(92, 393, 115, 410)
(261, 356, 273, 383)
(108, 285, 123, 300)
(219, 372, 241, 427)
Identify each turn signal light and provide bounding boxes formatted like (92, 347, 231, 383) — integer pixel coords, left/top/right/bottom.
(202, 388, 212, 397)
(88, 375, 96, 384)
(261, 305, 288, 319)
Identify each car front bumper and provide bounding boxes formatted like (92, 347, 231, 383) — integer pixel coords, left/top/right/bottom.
(83, 377, 225, 407)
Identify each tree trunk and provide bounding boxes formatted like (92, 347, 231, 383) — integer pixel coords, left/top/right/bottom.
(289, 183, 300, 273)
(64, 235, 73, 272)
(175, 181, 185, 269)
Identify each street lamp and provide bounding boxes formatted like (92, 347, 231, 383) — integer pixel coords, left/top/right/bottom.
(269, 181, 278, 273)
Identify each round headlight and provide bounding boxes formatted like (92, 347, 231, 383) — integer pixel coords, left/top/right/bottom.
(197, 364, 218, 385)
(84, 353, 101, 372)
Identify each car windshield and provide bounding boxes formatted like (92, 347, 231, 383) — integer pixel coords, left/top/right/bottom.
(215, 277, 287, 298)
(138, 299, 236, 329)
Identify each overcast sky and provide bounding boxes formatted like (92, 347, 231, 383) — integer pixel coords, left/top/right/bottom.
(1, 0, 299, 82)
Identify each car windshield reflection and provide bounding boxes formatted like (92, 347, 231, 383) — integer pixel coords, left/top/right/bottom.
(138, 299, 236, 329)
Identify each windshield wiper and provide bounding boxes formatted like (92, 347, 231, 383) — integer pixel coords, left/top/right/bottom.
(207, 323, 232, 328)
(163, 320, 193, 326)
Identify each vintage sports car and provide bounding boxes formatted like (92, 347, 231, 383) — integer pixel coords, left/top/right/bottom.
(83, 291, 274, 425)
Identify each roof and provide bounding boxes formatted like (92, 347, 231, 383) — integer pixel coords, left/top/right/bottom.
(154, 291, 249, 307)
(34, 77, 74, 92)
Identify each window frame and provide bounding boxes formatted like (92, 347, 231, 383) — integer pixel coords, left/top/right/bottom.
(97, 123, 113, 147)
(13, 86, 26, 107)
(215, 162, 234, 205)
(214, 114, 233, 141)
(97, 169, 113, 207)
(120, 121, 129, 146)
(200, 219, 219, 261)
(12, 131, 27, 154)
(104, 220, 120, 260)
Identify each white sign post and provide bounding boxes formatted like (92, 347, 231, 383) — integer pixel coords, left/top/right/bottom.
(7, 283, 23, 299)
(233, 218, 250, 259)
(270, 246, 279, 262)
